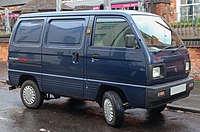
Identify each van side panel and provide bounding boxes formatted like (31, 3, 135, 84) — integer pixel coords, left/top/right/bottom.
(8, 18, 46, 90)
(41, 16, 89, 98)
(85, 47, 147, 107)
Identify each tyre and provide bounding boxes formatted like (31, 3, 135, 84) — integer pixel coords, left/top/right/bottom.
(20, 80, 44, 109)
(148, 104, 166, 113)
(102, 91, 124, 127)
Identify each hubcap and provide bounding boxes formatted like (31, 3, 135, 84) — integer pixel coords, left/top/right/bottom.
(104, 98, 114, 122)
(23, 85, 36, 105)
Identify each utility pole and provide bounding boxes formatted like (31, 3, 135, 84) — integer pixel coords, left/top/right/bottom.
(151, 0, 154, 13)
(56, 0, 62, 12)
(104, 0, 111, 10)
(138, 0, 142, 11)
(4, 8, 10, 33)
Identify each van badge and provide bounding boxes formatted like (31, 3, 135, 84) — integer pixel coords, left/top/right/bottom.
(174, 67, 178, 72)
(152, 58, 164, 63)
(9, 57, 28, 62)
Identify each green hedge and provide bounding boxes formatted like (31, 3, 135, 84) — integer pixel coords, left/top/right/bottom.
(172, 23, 200, 28)
(171, 17, 200, 28)
(0, 31, 11, 37)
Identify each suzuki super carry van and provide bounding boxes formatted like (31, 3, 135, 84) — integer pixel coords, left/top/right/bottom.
(7, 10, 194, 127)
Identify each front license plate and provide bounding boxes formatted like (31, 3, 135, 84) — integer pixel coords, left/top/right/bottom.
(170, 84, 186, 95)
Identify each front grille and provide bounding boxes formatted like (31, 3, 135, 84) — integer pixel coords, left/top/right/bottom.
(165, 61, 184, 78)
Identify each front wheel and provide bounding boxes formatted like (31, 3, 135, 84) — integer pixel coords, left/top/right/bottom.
(102, 91, 124, 127)
(20, 80, 44, 109)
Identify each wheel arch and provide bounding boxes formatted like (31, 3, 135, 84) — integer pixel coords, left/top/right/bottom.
(18, 74, 39, 88)
(96, 84, 128, 108)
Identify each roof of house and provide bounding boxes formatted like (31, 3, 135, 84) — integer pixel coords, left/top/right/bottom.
(0, 0, 31, 7)
(14, 0, 73, 13)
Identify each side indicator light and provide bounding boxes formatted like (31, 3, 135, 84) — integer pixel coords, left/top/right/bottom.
(86, 29, 91, 35)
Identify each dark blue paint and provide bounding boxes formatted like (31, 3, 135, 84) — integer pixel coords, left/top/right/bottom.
(8, 10, 193, 109)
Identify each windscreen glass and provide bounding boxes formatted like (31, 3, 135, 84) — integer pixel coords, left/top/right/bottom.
(132, 15, 184, 52)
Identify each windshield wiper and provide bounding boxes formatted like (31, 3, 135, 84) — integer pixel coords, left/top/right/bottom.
(154, 45, 184, 54)
(154, 45, 175, 54)
(155, 21, 171, 31)
(171, 45, 185, 52)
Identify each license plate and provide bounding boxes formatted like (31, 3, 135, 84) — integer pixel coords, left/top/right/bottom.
(170, 84, 186, 95)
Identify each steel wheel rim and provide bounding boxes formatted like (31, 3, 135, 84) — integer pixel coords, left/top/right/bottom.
(104, 98, 114, 122)
(23, 85, 36, 105)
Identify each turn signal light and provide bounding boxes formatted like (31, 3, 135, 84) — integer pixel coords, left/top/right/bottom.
(189, 82, 194, 88)
(158, 91, 165, 97)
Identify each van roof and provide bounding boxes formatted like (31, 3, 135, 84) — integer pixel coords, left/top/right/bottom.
(19, 10, 158, 18)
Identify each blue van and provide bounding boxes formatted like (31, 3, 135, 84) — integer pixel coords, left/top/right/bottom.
(7, 10, 194, 127)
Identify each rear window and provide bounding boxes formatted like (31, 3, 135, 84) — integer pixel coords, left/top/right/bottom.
(15, 20, 44, 44)
(46, 19, 84, 47)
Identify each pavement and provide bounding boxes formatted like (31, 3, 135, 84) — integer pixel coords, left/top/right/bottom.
(0, 62, 7, 83)
(1, 62, 200, 113)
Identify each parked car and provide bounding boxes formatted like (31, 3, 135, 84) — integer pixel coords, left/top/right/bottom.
(7, 10, 194, 127)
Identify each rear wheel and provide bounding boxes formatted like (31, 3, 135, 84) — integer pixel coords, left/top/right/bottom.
(148, 104, 166, 113)
(21, 80, 44, 109)
(102, 91, 124, 127)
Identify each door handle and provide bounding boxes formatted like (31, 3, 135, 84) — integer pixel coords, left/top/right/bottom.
(72, 52, 79, 64)
(91, 54, 100, 62)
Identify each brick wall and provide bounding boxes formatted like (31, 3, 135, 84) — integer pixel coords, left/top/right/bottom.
(0, 39, 9, 62)
(153, 2, 171, 23)
(147, 1, 171, 22)
(170, 0, 177, 21)
(188, 47, 200, 80)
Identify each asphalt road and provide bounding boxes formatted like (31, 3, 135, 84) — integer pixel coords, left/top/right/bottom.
(1, 82, 200, 132)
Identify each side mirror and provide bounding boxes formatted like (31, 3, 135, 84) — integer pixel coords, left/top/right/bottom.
(125, 34, 137, 48)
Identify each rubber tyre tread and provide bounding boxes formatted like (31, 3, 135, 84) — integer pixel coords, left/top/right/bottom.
(102, 91, 124, 127)
(148, 104, 166, 113)
(20, 80, 44, 109)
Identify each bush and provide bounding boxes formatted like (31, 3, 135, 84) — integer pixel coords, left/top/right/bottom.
(171, 19, 200, 28)
(0, 31, 11, 37)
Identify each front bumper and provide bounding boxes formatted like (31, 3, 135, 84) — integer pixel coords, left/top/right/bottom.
(146, 77, 194, 109)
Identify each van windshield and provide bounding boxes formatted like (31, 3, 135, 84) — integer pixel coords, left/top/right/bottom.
(132, 15, 184, 52)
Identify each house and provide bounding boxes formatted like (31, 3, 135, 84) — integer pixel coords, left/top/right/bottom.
(0, 0, 31, 28)
(0, 0, 31, 12)
(13, 0, 73, 14)
(0, 0, 73, 14)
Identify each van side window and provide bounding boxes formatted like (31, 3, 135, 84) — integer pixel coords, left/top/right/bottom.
(94, 18, 133, 48)
(47, 19, 84, 47)
(15, 20, 44, 44)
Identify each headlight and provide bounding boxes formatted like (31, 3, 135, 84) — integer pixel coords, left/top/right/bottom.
(153, 67, 161, 78)
(185, 61, 190, 72)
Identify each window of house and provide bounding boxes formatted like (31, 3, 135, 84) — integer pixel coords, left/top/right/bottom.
(47, 19, 84, 47)
(15, 20, 44, 44)
(93, 17, 133, 48)
(180, 0, 200, 20)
